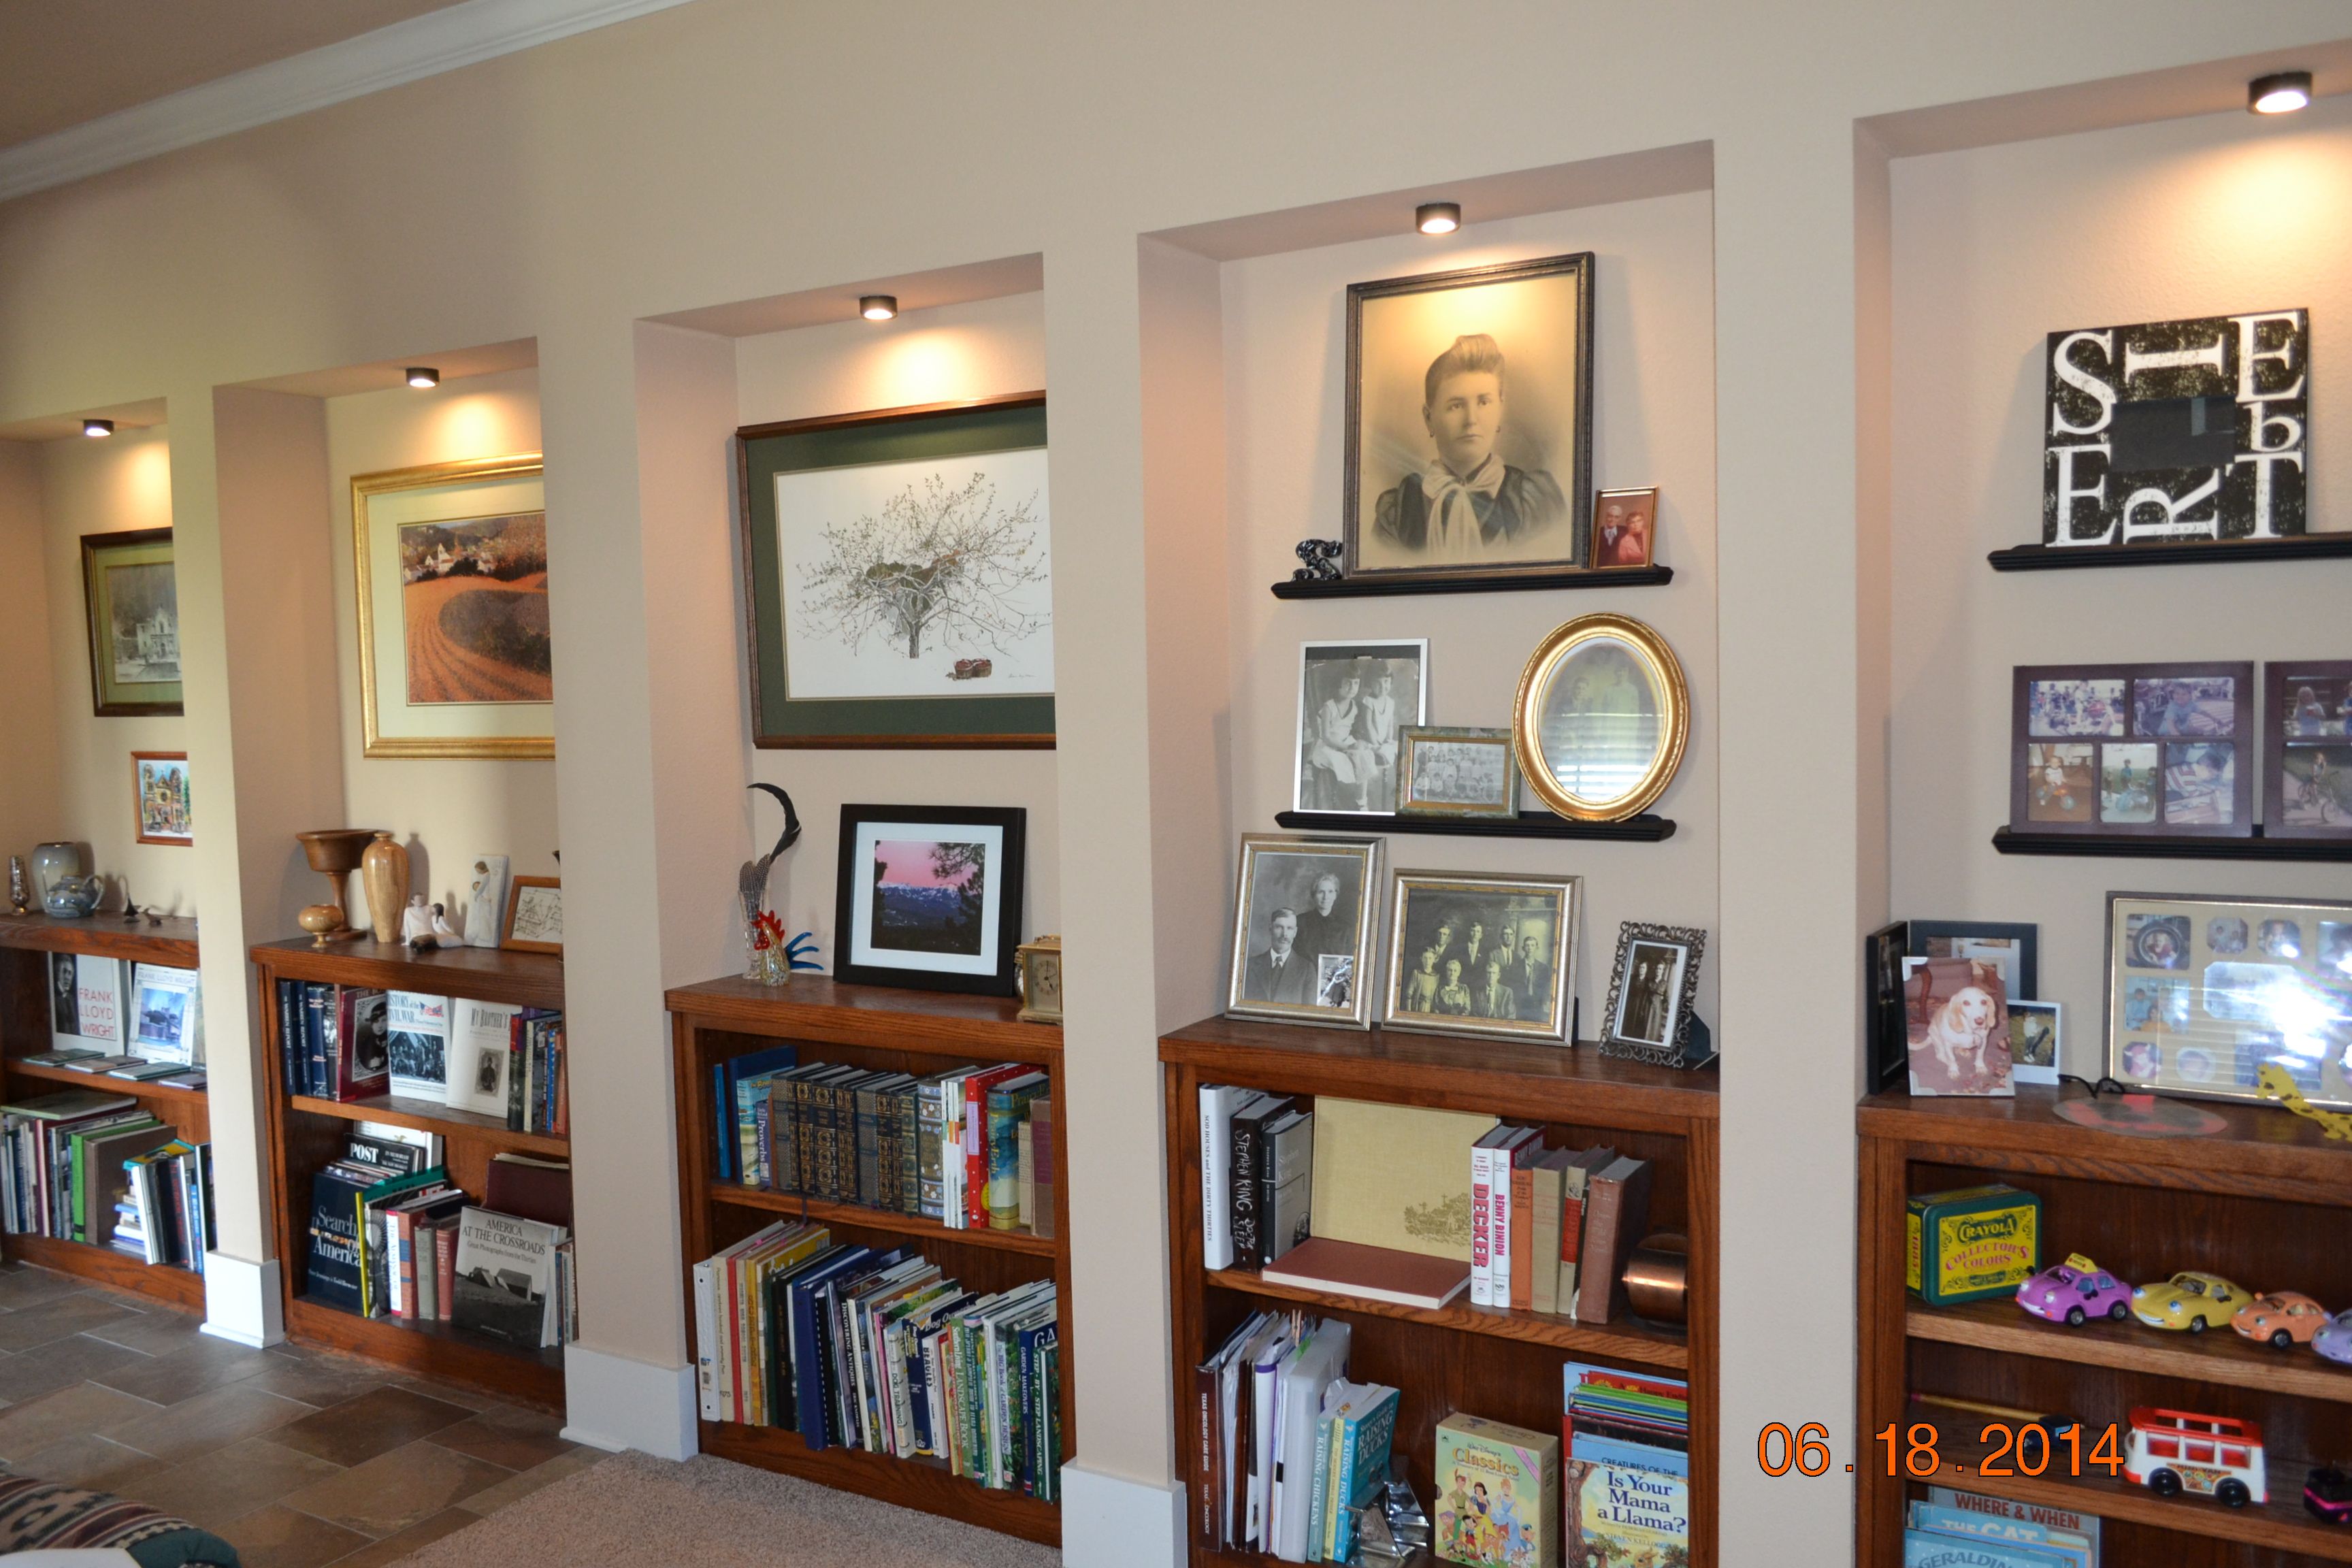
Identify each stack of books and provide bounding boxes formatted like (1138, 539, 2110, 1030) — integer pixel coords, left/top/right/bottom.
(110, 1139, 214, 1269)
(1473, 1129, 1651, 1322)
(692, 1220, 1062, 1499)
(1561, 1361, 1691, 1564)
(1196, 1087, 1315, 1271)
(280, 983, 567, 1136)
(0, 1089, 211, 1269)
(1904, 1488, 2099, 1567)
(715, 1051, 1055, 1237)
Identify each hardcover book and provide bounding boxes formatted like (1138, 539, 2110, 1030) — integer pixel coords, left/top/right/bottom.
(1259, 1236, 1469, 1309)
(1435, 1412, 1560, 1568)
(128, 964, 202, 1066)
(1573, 1155, 1652, 1324)
(1902, 1531, 2072, 1568)
(385, 991, 451, 1100)
(1569, 1455, 1689, 1568)
(451, 1205, 566, 1349)
(50, 953, 127, 1054)
(1311, 1097, 1497, 1264)
(446, 1000, 521, 1119)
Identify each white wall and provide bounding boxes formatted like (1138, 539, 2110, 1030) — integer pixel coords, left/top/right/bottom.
(0, 440, 61, 873)
(1891, 95, 2352, 1074)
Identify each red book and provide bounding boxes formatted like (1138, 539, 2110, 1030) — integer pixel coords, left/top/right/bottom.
(1509, 1159, 1535, 1311)
(1259, 1236, 1471, 1310)
(485, 1154, 573, 1228)
(332, 990, 390, 1100)
(434, 1223, 457, 1320)
(959, 1065, 1026, 1228)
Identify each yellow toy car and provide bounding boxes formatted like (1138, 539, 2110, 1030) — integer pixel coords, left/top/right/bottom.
(2232, 1291, 2331, 1350)
(2134, 1271, 2253, 1335)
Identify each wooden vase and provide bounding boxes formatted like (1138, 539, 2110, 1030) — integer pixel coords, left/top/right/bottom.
(361, 832, 410, 945)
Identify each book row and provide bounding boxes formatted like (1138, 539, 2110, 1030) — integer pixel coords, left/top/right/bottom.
(0, 1088, 214, 1270)
(304, 1127, 576, 1350)
(693, 1219, 1062, 1501)
(274, 981, 568, 1134)
(715, 1049, 1055, 1236)
(43, 953, 204, 1070)
(1903, 1488, 2102, 1568)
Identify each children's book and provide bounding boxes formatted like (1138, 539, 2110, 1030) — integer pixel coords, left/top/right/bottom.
(1902, 1529, 2073, 1568)
(1908, 1501, 2091, 1568)
(1435, 1412, 1559, 1568)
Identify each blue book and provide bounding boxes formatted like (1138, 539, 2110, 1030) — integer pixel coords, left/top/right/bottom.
(1908, 1504, 2091, 1568)
(787, 1246, 875, 1445)
(715, 1046, 798, 1183)
(304, 1166, 369, 1310)
(1904, 1529, 2073, 1568)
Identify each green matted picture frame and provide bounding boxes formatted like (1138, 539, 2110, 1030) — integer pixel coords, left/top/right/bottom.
(80, 527, 182, 717)
(734, 393, 1054, 748)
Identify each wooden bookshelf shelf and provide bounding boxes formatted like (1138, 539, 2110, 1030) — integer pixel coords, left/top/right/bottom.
(1909, 1297, 2352, 1405)
(709, 1186, 1058, 1257)
(670, 975, 1071, 1546)
(254, 938, 568, 1408)
(0, 914, 198, 965)
(3, 1059, 208, 1105)
(1163, 1014, 1718, 1568)
(5, 1233, 206, 1310)
(1205, 1266, 1690, 1369)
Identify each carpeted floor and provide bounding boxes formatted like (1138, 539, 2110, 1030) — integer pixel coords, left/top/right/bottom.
(388, 1448, 1062, 1568)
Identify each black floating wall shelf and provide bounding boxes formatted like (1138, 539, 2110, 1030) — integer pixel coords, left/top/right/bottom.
(1275, 810, 1675, 842)
(1988, 535, 2352, 572)
(1992, 827, 2352, 862)
(1271, 566, 1671, 600)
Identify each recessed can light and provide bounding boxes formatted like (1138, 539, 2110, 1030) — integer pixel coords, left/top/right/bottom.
(1416, 201, 1462, 235)
(82, 419, 114, 438)
(860, 295, 899, 321)
(2251, 70, 2313, 114)
(406, 367, 440, 389)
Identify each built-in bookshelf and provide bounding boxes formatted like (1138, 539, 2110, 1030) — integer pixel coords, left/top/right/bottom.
(1160, 1015, 1720, 1568)
(0, 913, 208, 1309)
(252, 936, 566, 1408)
(668, 975, 1070, 1547)
(1859, 1088, 2352, 1567)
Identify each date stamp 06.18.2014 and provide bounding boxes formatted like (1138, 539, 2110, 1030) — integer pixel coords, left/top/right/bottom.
(1757, 1418, 2125, 1480)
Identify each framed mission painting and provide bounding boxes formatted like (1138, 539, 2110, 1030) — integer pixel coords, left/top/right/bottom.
(1342, 252, 1594, 586)
(353, 455, 552, 758)
(80, 528, 181, 717)
(736, 395, 1053, 748)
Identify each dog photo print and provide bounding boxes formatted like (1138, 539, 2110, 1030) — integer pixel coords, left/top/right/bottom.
(1904, 954, 2014, 1097)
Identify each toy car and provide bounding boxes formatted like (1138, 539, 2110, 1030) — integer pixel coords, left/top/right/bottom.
(2317, 1309, 2352, 1366)
(2017, 1254, 2133, 1326)
(2234, 1292, 2332, 1350)
(2310, 1466, 2352, 1524)
(2123, 1407, 2266, 1507)
(2133, 1271, 2253, 1334)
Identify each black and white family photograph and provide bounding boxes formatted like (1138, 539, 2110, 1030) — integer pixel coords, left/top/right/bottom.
(1396, 726, 1516, 818)
(1294, 640, 1426, 813)
(1599, 921, 1709, 1066)
(1226, 836, 1379, 1028)
(1382, 872, 1576, 1043)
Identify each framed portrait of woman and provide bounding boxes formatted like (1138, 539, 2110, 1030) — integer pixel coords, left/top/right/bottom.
(1342, 252, 1594, 586)
(1293, 640, 1428, 814)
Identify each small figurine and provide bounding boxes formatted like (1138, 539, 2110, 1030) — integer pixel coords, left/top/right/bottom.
(2123, 1407, 2266, 1507)
(401, 894, 436, 948)
(120, 881, 141, 924)
(2314, 1309, 2352, 1365)
(2307, 1465, 2352, 1524)
(7, 856, 27, 916)
(2133, 1271, 2253, 1334)
(2015, 1253, 2132, 1326)
(1292, 538, 1343, 583)
(2233, 1291, 2331, 1350)
(2257, 1062, 2352, 1141)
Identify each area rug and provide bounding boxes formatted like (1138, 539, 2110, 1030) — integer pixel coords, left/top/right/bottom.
(394, 1450, 1061, 1568)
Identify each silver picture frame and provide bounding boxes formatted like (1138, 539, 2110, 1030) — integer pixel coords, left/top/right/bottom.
(1380, 869, 1579, 1045)
(1225, 834, 1382, 1030)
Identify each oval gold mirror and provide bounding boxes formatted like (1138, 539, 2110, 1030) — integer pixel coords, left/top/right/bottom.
(1513, 612, 1689, 821)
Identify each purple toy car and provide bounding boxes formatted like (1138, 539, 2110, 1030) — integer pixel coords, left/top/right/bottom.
(2017, 1253, 2134, 1326)
(2308, 1466, 2352, 1524)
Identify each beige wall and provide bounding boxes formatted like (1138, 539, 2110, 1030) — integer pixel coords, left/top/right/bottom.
(0, 440, 61, 875)
(1891, 95, 2352, 1075)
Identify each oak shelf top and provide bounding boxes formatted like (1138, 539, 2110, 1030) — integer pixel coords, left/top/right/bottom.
(710, 1186, 1059, 1257)
(667, 974, 1059, 1059)
(1207, 1265, 1690, 1369)
(252, 937, 565, 1011)
(0, 913, 199, 965)
(1908, 1296, 2352, 1405)
(3, 1058, 208, 1107)
(287, 1092, 568, 1157)
(1161, 1015, 1718, 1124)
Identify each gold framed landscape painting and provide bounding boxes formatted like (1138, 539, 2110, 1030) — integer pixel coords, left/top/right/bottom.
(353, 455, 553, 758)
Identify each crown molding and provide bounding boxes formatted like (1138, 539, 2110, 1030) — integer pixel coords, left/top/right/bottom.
(0, 0, 700, 205)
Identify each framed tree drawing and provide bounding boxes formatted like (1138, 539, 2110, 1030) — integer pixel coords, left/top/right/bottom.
(736, 394, 1054, 747)
(353, 454, 553, 758)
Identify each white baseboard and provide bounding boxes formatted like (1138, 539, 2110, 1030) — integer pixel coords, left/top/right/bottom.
(199, 1254, 284, 1348)
(562, 1343, 697, 1460)
(1059, 1461, 1184, 1568)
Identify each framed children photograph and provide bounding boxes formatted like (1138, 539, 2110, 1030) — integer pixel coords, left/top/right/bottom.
(2008, 999, 2061, 1087)
(1906, 919, 2038, 1002)
(1342, 252, 1594, 586)
(1904, 956, 2014, 1097)
(353, 455, 553, 758)
(2264, 659, 2352, 838)
(736, 394, 1053, 748)
(81, 529, 181, 717)
(1226, 834, 1381, 1029)
(501, 877, 562, 955)
(1590, 487, 1659, 570)
(834, 804, 1027, 996)
(1598, 921, 1707, 1066)
(1381, 870, 1579, 1043)
(2010, 662, 2253, 838)
(131, 752, 192, 847)
(2104, 890, 2352, 1109)
(1394, 726, 1517, 819)
(1294, 640, 1427, 814)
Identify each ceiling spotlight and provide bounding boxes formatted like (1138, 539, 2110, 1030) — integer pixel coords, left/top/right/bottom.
(82, 419, 114, 438)
(2250, 70, 2313, 114)
(406, 367, 440, 389)
(860, 295, 898, 321)
(1416, 201, 1461, 235)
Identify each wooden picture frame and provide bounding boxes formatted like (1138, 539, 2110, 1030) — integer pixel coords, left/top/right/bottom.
(1590, 486, 1659, 570)
(1599, 921, 1707, 1067)
(1514, 612, 1690, 822)
(834, 804, 1027, 996)
(81, 528, 181, 717)
(130, 751, 192, 847)
(735, 395, 1053, 749)
(2010, 662, 2253, 838)
(1379, 868, 1578, 1044)
(501, 876, 562, 953)
(2263, 658, 2352, 838)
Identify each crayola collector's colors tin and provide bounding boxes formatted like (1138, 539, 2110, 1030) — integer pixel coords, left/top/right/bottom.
(1906, 1183, 2040, 1305)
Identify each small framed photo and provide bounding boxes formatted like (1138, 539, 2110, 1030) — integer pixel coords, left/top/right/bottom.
(1903, 956, 2014, 1098)
(1381, 870, 1580, 1044)
(1590, 487, 1658, 570)
(2008, 999, 2061, 1087)
(131, 752, 192, 847)
(502, 877, 562, 954)
(2011, 663, 2253, 838)
(834, 805, 1026, 997)
(1865, 921, 1910, 1092)
(1015, 936, 1064, 1026)
(1226, 835, 1381, 1030)
(1906, 920, 2038, 1001)
(82, 529, 181, 717)
(2264, 660, 2352, 838)
(1599, 922, 1706, 1066)
(1294, 640, 1427, 814)
(1395, 726, 1518, 819)
(2105, 890, 2352, 1109)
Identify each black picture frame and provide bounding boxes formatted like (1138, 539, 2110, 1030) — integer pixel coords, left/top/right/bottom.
(2263, 659, 2352, 839)
(1865, 920, 1909, 1092)
(1904, 920, 2038, 1002)
(1597, 921, 1707, 1068)
(832, 804, 1027, 997)
(2010, 662, 2254, 839)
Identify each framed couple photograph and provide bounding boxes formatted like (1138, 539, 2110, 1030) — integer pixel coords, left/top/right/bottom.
(834, 804, 1028, 997)
(1380, 870, 1579, 1044)
(1225, 835, 1382, 1029)
(1294, 641, 1426, 814)
(1599, 922, 1709, 1068)
(2010, 662, 2253, 838)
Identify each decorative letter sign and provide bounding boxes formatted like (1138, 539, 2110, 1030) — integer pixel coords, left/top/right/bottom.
(2042, 310, 2308, 547)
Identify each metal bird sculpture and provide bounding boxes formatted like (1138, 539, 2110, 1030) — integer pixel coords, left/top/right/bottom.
(740, 783, 802, 928)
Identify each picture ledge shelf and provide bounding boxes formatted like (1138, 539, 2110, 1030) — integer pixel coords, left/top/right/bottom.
(1270, 565, 1671, 599)
(1275, 810, 1675, 841)
(1991, 827, 2352, 862)
(1987, 534, 2352, 572)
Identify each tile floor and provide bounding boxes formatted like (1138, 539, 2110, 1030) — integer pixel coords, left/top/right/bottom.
(0, 1259, 604, 1568)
